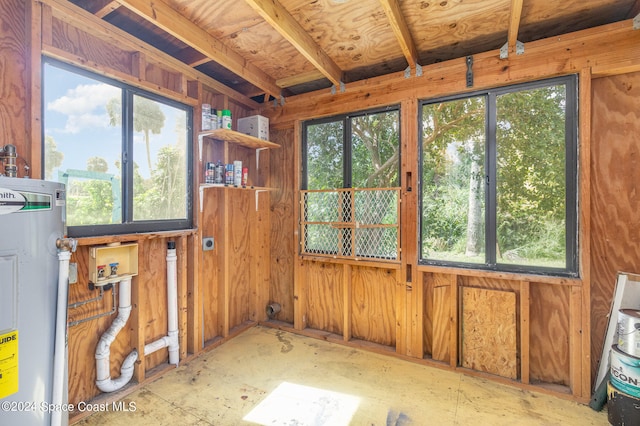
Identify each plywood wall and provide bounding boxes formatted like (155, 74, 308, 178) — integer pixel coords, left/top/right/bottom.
(269, 127, 296, 323)
(67, 236, 182, 406)
(304, 261, 344, 335)
(0, 0, 31, 177)
(590, 71, 640, 380)
(350, 266, 397, 346)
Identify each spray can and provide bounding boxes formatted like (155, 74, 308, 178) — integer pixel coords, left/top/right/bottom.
(222, 110, 232, 130)
(214, 160, 224, 184)
(225, 163, 234, 185)
(233, 161, 242, 186)
(201, 104, 211, 131)
(242, 167, 248, 186)
(205, 162, 215, 183)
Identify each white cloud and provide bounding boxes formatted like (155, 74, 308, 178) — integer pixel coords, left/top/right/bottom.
(47, 83, 120, 134)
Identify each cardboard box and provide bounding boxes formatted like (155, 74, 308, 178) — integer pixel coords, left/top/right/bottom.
(237, 115, 269, 141)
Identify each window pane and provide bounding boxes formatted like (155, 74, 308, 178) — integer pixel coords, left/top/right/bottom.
(44, 64, 123, 226)
(132, 95, 188, 221)
(421, 97, 486, 263)
(351, 110, 400, 188)
(496, 85, 567, 268)
(306, 121, 343, 189)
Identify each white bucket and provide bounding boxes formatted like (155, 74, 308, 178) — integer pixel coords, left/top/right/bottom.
(618, 309, 640, 357)
(610, 344, 640, 398)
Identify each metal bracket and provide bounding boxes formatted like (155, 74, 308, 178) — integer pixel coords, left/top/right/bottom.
(466, 56, 473, 88)
(255, 189, 268, 211)
(634, 13, 640, 30)
(404, 64, 423, 78)
(500, 40, 525, 59)
(331, 82, 346, 95)
(272, 95, 286, 107)
(256, 147, 268, 170)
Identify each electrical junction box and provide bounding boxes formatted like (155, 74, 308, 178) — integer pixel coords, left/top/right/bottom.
(237, 115, 269, 141)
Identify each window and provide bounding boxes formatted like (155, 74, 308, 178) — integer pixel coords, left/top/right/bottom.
(301, 107, 401, 260)
(302, 107, 400, 190)
(43, 59, 192, 237)
(419, 76, 578, 275)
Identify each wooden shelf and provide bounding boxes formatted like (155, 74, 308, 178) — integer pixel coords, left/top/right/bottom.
(198, 128, 279, 161)
(199, 183, 274, 191)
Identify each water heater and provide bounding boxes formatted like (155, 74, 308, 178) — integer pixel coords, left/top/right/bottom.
(0, 177, 68, 426)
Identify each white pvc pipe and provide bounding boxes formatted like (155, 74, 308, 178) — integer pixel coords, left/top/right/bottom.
(95, 278, 138, 393)
(52, 249, 71, 426)
(166, 245, 179, 366)
(143, 244, 179, 366)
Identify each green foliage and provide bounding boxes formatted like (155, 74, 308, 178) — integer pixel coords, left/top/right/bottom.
(134, 145, 187, 220)
(44, 136, 64, 180)
(66, 179, 114, 226)
(305, 110, 400, 190)
(306, 121, 344, 190)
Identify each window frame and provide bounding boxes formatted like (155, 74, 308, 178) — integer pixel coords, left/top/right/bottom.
(42, 58, 194, 237)
(418, 75, 579, 277)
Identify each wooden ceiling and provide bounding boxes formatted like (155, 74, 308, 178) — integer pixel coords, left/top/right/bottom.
(66, 0, 639, 102)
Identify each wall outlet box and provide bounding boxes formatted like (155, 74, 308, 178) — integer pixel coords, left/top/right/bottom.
(237, 115, 269, 141)
(203, 237, 214, 251)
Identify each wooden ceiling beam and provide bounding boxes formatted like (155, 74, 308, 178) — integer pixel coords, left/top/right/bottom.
(277, 70, 326, 89)
(94, 1, 121, 19)
(507, 0, 524, 51)
(242, 0, 343, 87)
(116, 0, 281, 98)
(378, 0, 419, 68)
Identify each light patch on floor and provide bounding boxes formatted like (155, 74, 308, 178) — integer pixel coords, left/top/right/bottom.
(243, 381, 360, 425)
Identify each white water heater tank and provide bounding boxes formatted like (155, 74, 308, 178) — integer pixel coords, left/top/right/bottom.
(0, 177, 67, 426)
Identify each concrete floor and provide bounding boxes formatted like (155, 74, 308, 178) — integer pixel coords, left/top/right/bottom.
(76, 326, 608, 425)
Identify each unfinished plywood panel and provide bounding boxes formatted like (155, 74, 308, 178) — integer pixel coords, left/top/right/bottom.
(423, 272, 452, 362)
(529, 283, 570, 386)
(0, 0, 29, 177)
(304, 261, 344, 335)
(138, 238, 171, 370)
(227, 191, 252, 329)
(201, 188, 223, 343)
(350, 266, 396, 347)
(590, 71, 640, 380)
(461, 287, 517, 379)
(67, 246, 136, 405)
(51, 16, 132, 76)
(269, 127, 296, 324)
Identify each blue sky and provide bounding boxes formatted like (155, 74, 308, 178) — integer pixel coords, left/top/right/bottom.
(43, 63, 188, 181)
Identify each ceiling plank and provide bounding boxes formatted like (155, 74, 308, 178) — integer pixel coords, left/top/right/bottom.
(242, 0, 343, 87)
(378, 0, 419, 68)
(277, 70, 326, 89)
(116, 0, 282, 97)
(507, 0, 524, 51)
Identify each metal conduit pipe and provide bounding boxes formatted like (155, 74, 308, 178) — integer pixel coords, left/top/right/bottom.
(95, 277, 138, 393)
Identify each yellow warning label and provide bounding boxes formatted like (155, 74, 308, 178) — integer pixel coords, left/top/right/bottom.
(0, 330, 18, 399)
